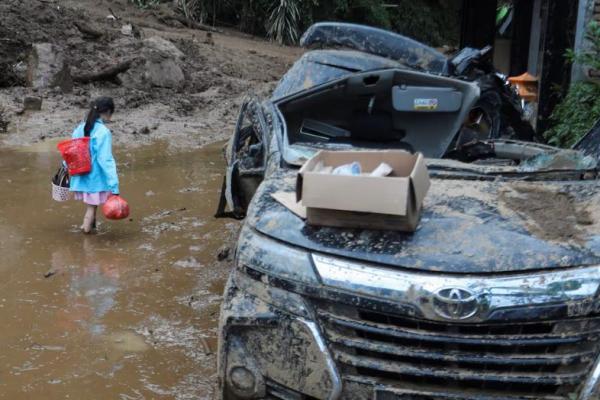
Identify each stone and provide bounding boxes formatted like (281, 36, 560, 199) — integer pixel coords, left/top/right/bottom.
(23, 96, 42, 111)
(26, 43, 73, 93)
(120, 39, 186, 90)
(144, 57, 184, 89)
(143, 36, 184, 60)
(121, 24, 133, 36)
(142, 36, 185, 88)
(217, 246, 230, 261)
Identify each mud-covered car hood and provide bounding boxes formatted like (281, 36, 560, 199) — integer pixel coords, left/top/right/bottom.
(246, 170, 600, 274)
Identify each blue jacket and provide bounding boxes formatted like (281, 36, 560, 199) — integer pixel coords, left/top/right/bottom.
(69, 120, 119, 194)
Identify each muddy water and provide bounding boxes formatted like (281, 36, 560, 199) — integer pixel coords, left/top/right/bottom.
(0, 141, 236, 399)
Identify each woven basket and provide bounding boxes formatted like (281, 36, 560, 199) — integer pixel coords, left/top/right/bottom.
(52, 183, 71, 202)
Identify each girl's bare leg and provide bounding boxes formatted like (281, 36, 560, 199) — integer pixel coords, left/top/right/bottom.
(82, 205, 97, 233)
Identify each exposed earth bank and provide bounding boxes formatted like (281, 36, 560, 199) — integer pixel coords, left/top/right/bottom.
(0, 0, 302, 148)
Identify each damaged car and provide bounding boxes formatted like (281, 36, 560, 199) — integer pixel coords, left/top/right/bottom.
(216, 23, 600, 400)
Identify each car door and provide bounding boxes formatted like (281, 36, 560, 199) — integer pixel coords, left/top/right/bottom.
(216, 97, 269, 219)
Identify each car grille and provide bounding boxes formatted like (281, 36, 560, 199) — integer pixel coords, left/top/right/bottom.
(314, 301, 600, 399)
(265, 379, 318, 400)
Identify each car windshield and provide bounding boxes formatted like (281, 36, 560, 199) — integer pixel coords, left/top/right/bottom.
(281, 139, 597, 178)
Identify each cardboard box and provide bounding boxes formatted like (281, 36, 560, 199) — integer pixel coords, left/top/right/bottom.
(296, 150, 430, 231)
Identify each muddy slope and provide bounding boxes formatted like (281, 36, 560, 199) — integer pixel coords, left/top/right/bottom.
(0, 0, 301, 148)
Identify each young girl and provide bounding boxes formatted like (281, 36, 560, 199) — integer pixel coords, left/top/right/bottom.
(70, 97, 119, 233)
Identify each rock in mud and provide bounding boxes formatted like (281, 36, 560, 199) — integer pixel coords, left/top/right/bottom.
(120, 40, 185, 89)
(26, 43, 73, 93)
(142, 37, 185, 88)
(23, 96, 43, 111)
(121, 24, 133, 36)
(44, 267, 58, 278)
(143, 36, 185, 60)
(145, 57, 185, 89)
(217, 246, 230, 261)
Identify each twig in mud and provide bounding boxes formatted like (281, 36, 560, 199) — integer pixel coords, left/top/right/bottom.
(152, 10, 221, 33)
(108, 7, 120, 20)
(43, 268, 58, 278)
(73, 59, 135, 84)
(199, 336, 212, 355)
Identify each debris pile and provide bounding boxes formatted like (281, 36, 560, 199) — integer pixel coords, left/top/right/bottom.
(0, 0, 295, 146)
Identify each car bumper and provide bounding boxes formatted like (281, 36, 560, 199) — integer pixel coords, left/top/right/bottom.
(218, 264, 600, 400)
(217, 270, 341, 399)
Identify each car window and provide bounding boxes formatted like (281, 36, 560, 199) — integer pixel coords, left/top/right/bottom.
(272, 59, 353, 99)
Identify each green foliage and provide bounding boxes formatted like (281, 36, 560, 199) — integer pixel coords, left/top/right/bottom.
(325, 0, 391, 30)
(173, 0, 460, 47)
(386, 1, 461, 47)
(544, 82, 600, 147)
(267, 0, 301, 45)
(566, 20, 600, 70)
(130, 0, 161, 9)
(546, 21, 600, 148)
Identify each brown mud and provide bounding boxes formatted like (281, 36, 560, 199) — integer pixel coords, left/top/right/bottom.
(0, 0, 301, 148)
(498, 183, 594, 244)
(0, 141, 236, 399)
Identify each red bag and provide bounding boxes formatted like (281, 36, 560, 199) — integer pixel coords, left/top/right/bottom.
(57, 137, 92, 175)
(102, 195, 130, 220)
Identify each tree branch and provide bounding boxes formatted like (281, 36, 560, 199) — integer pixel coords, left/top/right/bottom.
(73, 59, 134, 84)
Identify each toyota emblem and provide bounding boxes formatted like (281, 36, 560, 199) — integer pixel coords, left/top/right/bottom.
(433, 288, 479, 320)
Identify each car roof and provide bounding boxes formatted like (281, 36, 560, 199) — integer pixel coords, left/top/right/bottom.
(300, 22, 449, 74)
(272, 49, 406, 99)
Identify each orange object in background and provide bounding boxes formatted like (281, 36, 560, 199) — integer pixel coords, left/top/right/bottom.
(508, 72, 539, 102)
(102, 195, 130, 220)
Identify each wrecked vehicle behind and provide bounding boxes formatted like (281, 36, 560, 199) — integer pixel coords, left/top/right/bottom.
(216, 23, 600, 400)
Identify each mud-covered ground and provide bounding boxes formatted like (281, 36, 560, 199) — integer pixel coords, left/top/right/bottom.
(0, 140, 235, 399)
(0, 0, 301, 148)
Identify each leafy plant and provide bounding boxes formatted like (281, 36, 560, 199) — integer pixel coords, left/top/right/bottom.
(546, 21, 600, 147)
(566, 20, 600, 70)
(544, 82, 600, 147)
(130, 0, 161, 9)
(176, 0, 216, 25)
(388, 1, 461, 47)
(169, 0, 461, 47)
(267, 0, 301, 44)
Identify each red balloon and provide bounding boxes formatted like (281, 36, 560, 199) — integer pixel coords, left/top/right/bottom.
(102, 195, 130, 220)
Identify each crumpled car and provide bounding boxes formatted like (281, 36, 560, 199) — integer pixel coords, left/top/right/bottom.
(216, 22, 600, 400)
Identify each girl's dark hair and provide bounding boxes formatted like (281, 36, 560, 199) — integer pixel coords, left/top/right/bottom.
(84, 97, 115, 137)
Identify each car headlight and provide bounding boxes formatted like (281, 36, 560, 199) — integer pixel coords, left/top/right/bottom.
(232, 267, 311, 318)
(218, 226, 341, 399)
(236, 224, 321, 287)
